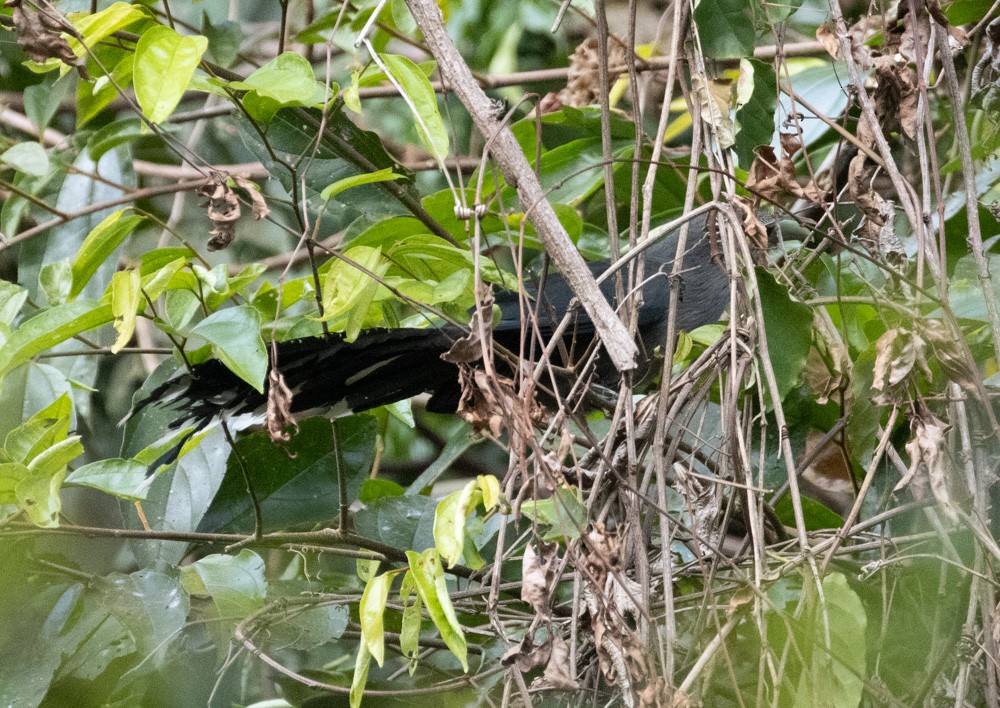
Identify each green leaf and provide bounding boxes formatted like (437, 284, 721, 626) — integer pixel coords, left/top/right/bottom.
(1, 142, 50, 177)
(319, 246, 389, 341)
(478, 475, 500, 511)
(141, 256, 188, 302)
(198, 416, 374, 534)
(434, 480, 484, 568)
(65, 458, 149, 500)
(68, 2, 146, 57)
(380, 53, 449, 162)
(26, 435, 83, 477)
(39, 259, 72, 307)
(70, 210, 146, 300)
(110, 270, 142, 353)
(179, 549, 266, 617)
(349, 640, 372, 708)
(734, 59, 777, 169)
(202, 13, 242, 68)
(521, 486, 588, 542)
(757, 269, 812, 403)
(320, 167, 405, 201)
(694, 0, 756, 59)
(15, 469, 66, 527)
(399, 571, 422, 671)
(790, 572, 866, 708)
(133, 26, 208, 123)
(0, 462, 30, 504)
(189, 305, 267, 392)
(405, 548, 468, 671)
(229, 52, 324, 106)
(0, 281, 28, 326)
(360, 571, 395, 667)
(87, 117, 148, 162)
(0, 301, 114, 379)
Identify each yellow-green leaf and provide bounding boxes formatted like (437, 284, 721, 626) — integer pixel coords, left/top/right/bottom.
(110, 269, 141, 353)
(359, 570, 394, 667)
(320, 168, 405, 201)
(433, 480, 483, 568)
(134, 26, 208, 123)
(405, 549, 467, 671)
(380, 53, 449, 162)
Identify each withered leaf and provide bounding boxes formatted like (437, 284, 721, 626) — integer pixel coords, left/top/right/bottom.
(9, 0, 87, 78)
(266, 368, 298, 442)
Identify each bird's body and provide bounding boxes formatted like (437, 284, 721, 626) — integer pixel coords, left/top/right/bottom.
(142, 213, 742, 430)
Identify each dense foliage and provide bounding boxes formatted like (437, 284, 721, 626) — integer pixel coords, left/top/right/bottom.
(1, 0, 999, 705)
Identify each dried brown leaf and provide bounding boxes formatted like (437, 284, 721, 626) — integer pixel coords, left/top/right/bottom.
(9, 0, 87, 78)
(521, 540, 558, 619)
(541, 634, 578, 689)
(199, 173, 241, 251)
(902, 409, 958, 521)
(233, 176, 269, 220)
(816, 22, 841, 59)
(266, 368, 298, 442)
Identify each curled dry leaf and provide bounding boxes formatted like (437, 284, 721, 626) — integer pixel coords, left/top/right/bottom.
(746, 146, 807, 204)
(8, 0, 88, 78)
(558, 37, 627, 108)
(521, 540, 559, 619)
(691, 74, 735, 149)
(871, 328, 931, 404)
(901, 407, 959, 522)
(266, 368, 298, 442)
(233, 176, 269, 221)
(540, 634, 578, 690)
(816, 22, 841, 59)
(199, 173, 240, 251)
(847, 154, 906, 264)
(198, 173, 268, 251)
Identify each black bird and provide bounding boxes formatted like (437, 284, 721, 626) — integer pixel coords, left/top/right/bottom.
(139, 212, 773, 433)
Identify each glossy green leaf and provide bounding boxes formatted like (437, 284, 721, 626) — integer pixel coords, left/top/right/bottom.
(68, 2, 145, 57)
(65, 458, 149, 500)
(320, 167, 405, 201)
(405, 548, 467, 671)
(199, 416, 374, 534)
(693, 0, 756, 59)
(179, 549, 266, 617)
(110, 270, 141, 353)
(360, 570, 396, 667)
(734, 59, 777, 169)
(380, 53, 449, 162)
(133, 26, 208, 123)
(70, 210, 146, 300)
(0, 301, 114, 378)
(1, 142, 49, 177)
(189, 305, 267, 392)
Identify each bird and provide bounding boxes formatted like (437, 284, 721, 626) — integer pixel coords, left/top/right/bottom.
(136, 211, 776, 438)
